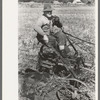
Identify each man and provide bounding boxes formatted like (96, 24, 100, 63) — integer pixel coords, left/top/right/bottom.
(34, 3, 70, 58)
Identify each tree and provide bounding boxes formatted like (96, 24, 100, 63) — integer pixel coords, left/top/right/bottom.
(81, 0, 95, 4)
(58, 0, 74, 3)
(18, 0, 31, 2)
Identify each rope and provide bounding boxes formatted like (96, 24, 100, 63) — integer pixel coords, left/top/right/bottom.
(62, 31, 95, 46)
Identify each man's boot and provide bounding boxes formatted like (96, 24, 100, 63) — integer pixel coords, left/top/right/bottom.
(60, 45, 70, 58)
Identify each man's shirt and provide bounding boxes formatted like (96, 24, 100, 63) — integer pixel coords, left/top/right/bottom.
(36, 15, 62, 35)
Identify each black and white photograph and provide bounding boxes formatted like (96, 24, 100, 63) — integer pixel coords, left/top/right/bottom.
(18, 0, 97, 100)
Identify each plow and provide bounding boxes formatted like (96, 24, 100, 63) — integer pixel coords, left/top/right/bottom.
(19, 32, 95, 100)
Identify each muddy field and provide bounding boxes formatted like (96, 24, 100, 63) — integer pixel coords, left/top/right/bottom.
(18, 3, 95, 100)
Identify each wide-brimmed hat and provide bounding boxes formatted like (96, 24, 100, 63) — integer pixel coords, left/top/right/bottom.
(43, 3, 53, 12)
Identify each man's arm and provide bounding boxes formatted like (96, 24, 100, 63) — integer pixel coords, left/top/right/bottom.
(34, 17, 49, 43)
(52, 15, 63, 28)
(34, 25, 46, 36)
(34, 18, 46, 36)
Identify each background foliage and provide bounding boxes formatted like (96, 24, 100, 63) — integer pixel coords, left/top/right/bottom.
(18, 0, 95, 5)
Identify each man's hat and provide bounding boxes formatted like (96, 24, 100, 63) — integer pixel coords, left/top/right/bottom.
(43, 3, 53, 12)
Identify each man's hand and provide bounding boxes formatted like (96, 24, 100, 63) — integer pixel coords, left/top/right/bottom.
(61, 27, 64, 32)
(43, 35, 49, 43)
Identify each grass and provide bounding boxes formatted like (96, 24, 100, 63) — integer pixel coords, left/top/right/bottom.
(18, 3, 95, 100)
